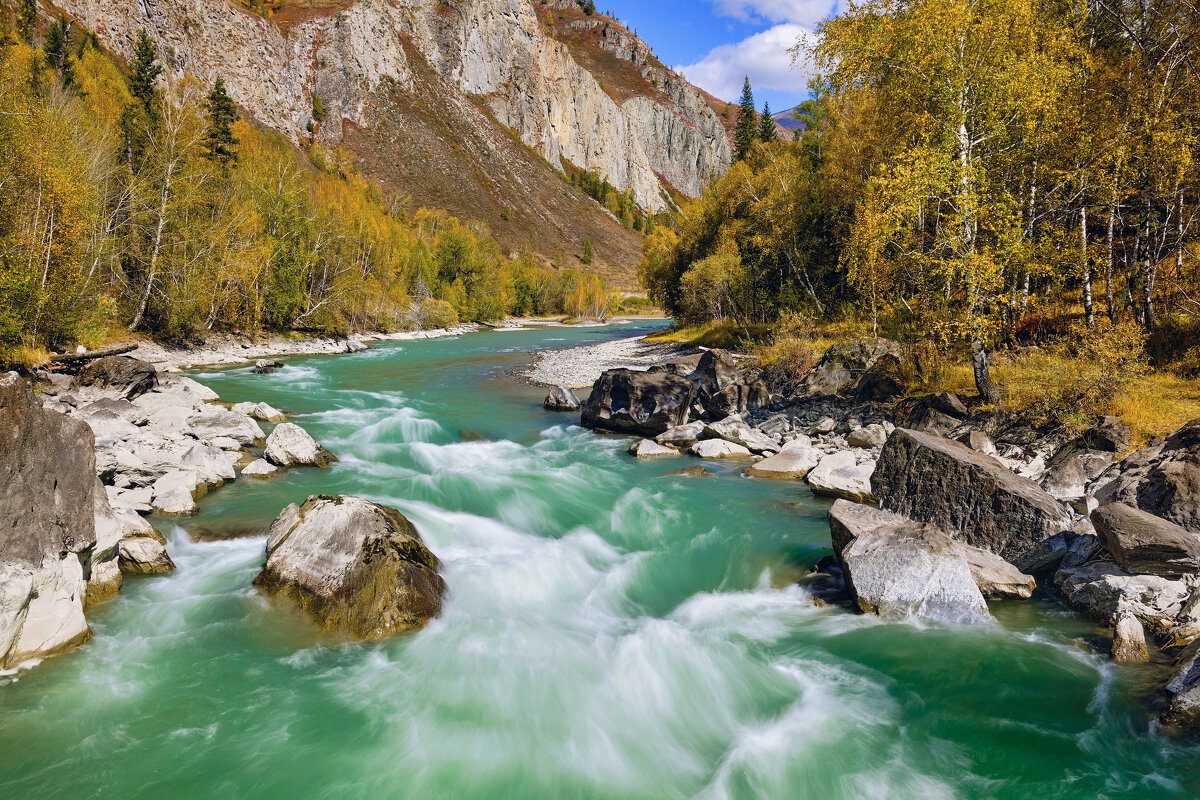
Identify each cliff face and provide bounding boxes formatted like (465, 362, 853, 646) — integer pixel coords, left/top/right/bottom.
(58, 0, 731, 212)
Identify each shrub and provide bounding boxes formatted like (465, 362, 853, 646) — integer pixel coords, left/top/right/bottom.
(759, 335, 816, 397)
(416, 298, 458, 330)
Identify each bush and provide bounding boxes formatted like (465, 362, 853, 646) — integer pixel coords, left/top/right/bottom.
(759, 335, 816, 397)
(416, 298, 458, 330)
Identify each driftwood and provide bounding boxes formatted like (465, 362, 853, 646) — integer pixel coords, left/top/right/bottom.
(48, 343, 138, 365)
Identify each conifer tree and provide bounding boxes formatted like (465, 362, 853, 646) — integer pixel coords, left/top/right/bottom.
(128, 30, 162, 118)
(43, 17, 75, 91)
(202, 76, 240, 173)
(581, 236, 594, 265)
(758, 101, 776, 143)
(17, 0, 35, 46)
(732, 77, 758, 162)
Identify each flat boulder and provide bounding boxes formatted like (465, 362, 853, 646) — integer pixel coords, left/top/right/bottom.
(628, 439, 680, 459)
(690, 439, 752, 459)
(656, 421, 706, 448)
(703, 416, 779, 454)
(744, 448, 821, 480)
(231, 402, 287, 422)
(188, 407, 265, 446)
(242, 458, 283, 478)
(255, 496, 446, 639)
(807, 452, 875, 504)
(544, 384, 581, 412)
(1092, 503, 1200, 578)
(581, 368, 694, 437)
(264, 423, 338, 467)
(827, 500, 992, 624)
(73, 356, 158, 400)
(961, 545, 1036, 599)
(1055, 561, 1192, 632)
(873, 428, 1072, 562)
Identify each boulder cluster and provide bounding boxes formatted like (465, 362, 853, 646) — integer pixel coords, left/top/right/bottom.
(581, 337, 1200, 734)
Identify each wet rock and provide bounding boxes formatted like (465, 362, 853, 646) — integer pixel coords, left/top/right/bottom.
(87, 478, 125, 607)
(255, 496, 446, 639)
(873, 428, 1072, 562)
(254, 359, 284, 374)
(690, 439, 753, 459)
(264, 423, 338, 468)
(73, 356, 158, 400)
(1160, 642, 1200, 733)
(1091, 503, 1200, 578)
(744, 448, 821, 480)
(807, 452, 875, 504)
(543, 384, 581, 411)
(118, 534, 175, 574)
(827, 500, 992, 624)
(628, 439, 680, 458)
(231, 401, 287, 422)
(582, 368, 694, 437)
(668, 466, 712, 478)
(1112, 610, 1150, 663)
(242, 458, 283, 478)
(656, 421, 706, 448)
(188, 407, 265, 446)
(1055, 561, 1191, 632)
(703, 416, 779, 454)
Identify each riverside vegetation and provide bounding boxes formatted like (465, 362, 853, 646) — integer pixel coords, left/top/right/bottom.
(640, 0, 1200, 441)
(0, 20, 618, 366)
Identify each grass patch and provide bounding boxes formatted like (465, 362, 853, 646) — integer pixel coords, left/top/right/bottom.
(646, 320, 771, 350)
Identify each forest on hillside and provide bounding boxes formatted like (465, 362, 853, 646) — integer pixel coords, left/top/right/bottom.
(642, 0, 1198, 418)
(0, 16, 616, 362)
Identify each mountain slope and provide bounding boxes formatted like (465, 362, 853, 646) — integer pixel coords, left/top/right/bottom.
(55, 0, 733, 281)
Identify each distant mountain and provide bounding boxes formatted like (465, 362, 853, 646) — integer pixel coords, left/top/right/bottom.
(773, 106, 807, 132)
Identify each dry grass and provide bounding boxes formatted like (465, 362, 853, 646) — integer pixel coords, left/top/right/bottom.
(646, 320, 770, 350)
(1110, 373, 1200, 447)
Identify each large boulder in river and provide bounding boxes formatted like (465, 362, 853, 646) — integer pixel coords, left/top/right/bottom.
(0, 373, 96, 667)
(873, 428, 1072, 562)
(543, 384, 581, 412)
(807, 452, 875, 504)
(264, 422, 338, 467)
(827, 500, 992, 624)
(689, 349, 769, 419)
(1091, 503, 1200, 578)
(72, 356, 158, 400)
(255, 496, 446, 639)
(582, 368, 694, 437)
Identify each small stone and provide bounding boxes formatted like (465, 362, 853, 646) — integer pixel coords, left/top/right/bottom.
(264, 423, 337, 467)
(242, 458, 283, 478)
(544, 384, 581, 411)
(1112, 611, 1150, 663)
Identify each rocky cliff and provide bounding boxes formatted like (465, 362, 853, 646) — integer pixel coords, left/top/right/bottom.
(57, 0, 731, 216)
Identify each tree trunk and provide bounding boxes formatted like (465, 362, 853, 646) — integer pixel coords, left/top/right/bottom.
(1082, 203, 1093, 327)
(1142, 194, 1156, 328)
(1106, 201, 1116, 322)
(129, 159, 175, 332)
(972, 340, 1002, 405)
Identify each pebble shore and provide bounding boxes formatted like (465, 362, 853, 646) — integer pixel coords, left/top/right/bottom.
(523, 337, 694, 388)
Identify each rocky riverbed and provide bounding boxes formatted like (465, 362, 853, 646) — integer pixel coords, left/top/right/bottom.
(523, 336, 696, 388)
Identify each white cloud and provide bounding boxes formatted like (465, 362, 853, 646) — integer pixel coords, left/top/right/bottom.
(710, 0, 835, 26)
(678, 24, 814, 103)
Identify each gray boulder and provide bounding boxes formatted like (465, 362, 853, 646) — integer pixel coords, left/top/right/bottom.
(689, 349, 769, 419)
(188, 407, 265, 446)
(255, 496, 446, 639)
(1092, 503, 1200, 578)
(1093, 419, 1200, 533)
(231, 401, 287, 422)
(118, 528, 175, 575)
(1160, 642, 1200, 734)
(807, 452, 875, 503)
(1112, 610, 1150, 663)
(264, 423, 338, 467)
(656, 421, 706, 448)
(1055, 561, 1193, 633)
(873, 428, 1072, 562)
(628, 439, 680, 458)
(962, 546, 1036, 599)
(703, 416, 779, 454)
(802, 338, 902, 398)
(690, 439, 752, 459)
(582, 368, 694, 437)
(847, 424, 888, 450)
(242, 458, 283, 478)
(894, 393, 969, 437)
(0, 373, 97, 668)
(827, 500, 992, 624)
(744, 447, 821, 480)
(544, 384, 581, 412)
(957, 429, 998, 456)
(73, 356, 158, 400)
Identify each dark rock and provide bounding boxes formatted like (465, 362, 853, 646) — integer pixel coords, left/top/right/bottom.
(582, 368, 695, 437)
(894, 393, 969, 436)
(1160, 642, 1200, 734)
(1094, 418, 1200, 533)
(254, 359, 284, 374)
(1076, 416, 1133, 453)
(1091, 504, 1200, 578)
(827, 500, 992, 624)
(666, 466, 712, 478)
(647, 354, 703, 376)
(957, 429, 998, 456)
(852, 355, 908, 403)
(543, 384, 581, 411)
(689, 349, 769, 419)
(873, 428, 1072, 562)
(803, 338, 902, 398)
(1014, 531, 1077, 575)
(72, 356, 158, 400)
(255, 496, 446, 639)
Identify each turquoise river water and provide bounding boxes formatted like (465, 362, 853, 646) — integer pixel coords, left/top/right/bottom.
(2, 321, 1198, 798)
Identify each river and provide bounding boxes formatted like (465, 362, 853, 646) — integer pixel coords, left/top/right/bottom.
(1, 321, 1198, 798)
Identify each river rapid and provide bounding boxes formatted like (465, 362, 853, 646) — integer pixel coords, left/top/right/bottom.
(2, 322, 1198, 798)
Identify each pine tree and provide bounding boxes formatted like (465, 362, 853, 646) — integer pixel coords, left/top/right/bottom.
(758, 101, 776, 143)
(203, 76, 240, 173)
(43, 17, 75, 91)
(733, 77, 758, 162)
(17, 0, 35, 46)
(128, 30, 162, 118)
(581, 236, 594, 265)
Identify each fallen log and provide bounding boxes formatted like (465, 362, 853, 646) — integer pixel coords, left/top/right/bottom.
(48, 343, 138, 365)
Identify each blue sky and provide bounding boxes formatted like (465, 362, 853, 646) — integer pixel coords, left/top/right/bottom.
(611, 0, 839, 111)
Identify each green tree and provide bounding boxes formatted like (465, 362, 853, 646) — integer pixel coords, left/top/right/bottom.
(733, 77, 758, 162)
(581, 236, 594, 265)
(42, 17, 75, 91)
(202, 77, 240, 173)
(758, 101, 776, 143)
(128, 30, 162, 118)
